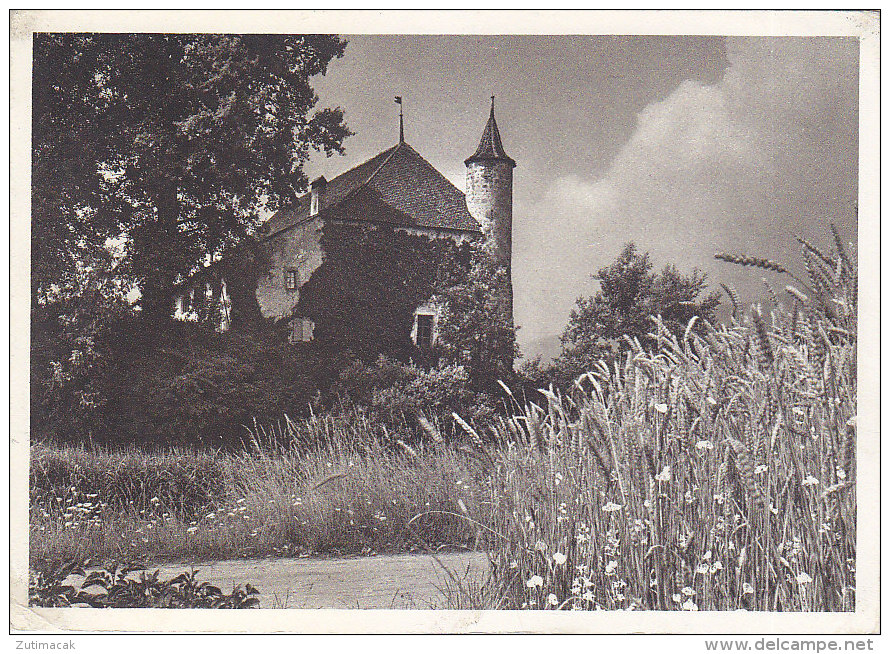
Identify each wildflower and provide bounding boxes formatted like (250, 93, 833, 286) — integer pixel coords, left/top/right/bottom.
(696, 563, 710, 574)
(186, 526, 198, 534)
(681, 586, 696, 596)
(754, 465, 768, 474)
(602, 501, 622, 512)
(654, 403, 668, 414)
(547, 593, 559, 607)
(526, 575, 544, 588)
(655, 466, 671, 482)
(711, 561, 724, 573)
(534, 540, 547, 552)
(605, 560, 618, 575)
(582, 591, 594, 602)
(553, 552, 567, 565)
(205, 513, 216, 520)
(743, 582, 755, 595)
(509, 560, 518, 569)
(672, 593, 681, 603)
(696, 440, 714, 450)
(796, 572, 813, 584)
(682, 599, 699, 611)
(707, 396, 717, 406)
(802, 475, 820, 487)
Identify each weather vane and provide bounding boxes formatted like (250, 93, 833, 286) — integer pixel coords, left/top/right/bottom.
(394, 96, 404, 143)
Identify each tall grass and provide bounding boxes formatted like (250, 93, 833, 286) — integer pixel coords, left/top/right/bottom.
(30, 418, 489, 566)
(468, 234, 856, 611)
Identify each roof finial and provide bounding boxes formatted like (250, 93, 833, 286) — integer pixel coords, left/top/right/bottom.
(395, 96, 404, 143)
(490, 95, 495, 118)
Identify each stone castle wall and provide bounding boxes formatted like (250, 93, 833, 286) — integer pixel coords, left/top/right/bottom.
(255, 217, 324, 321)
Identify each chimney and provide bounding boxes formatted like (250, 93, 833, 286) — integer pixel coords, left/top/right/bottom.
(310, 176, 327, 216)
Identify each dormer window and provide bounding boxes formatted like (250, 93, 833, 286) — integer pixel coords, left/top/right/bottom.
(310, 176, 327, 216)
(284, 269, 299, 291)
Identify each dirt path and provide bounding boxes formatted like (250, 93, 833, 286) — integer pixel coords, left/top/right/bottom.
(162, 551, 490, 609)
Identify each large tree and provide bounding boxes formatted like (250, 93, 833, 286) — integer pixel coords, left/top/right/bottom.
(557, 242, 719, 375)
(32, 33, 350, 324)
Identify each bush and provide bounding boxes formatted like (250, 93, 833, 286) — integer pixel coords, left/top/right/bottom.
(33, 320, 355, 448)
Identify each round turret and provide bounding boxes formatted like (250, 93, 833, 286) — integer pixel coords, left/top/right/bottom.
(465, 97, 515, 324)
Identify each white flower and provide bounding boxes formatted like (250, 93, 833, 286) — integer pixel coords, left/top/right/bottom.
(796, 572, 813, 584)
(707, 396, 717, 406)
(654, 403, 668, 414)
(743, 582, 755, 595)
(696, 440, 714, 450)
(711, 561, 724, 573)
(186, 526, 198, 534)
(547, 593, 559, 606)
(682, 599, 699, 611)
(552, 552, 567, 565)
(534, 540, 547, 552)
(802, 475, 820, 487)
(754, 465, 768, 475)
(605, 560, 618, 575)
(602, 501, 622, 512)
(695, 563, 710, 574)
(681, 586, 696, 596)
(655, 465, 671, 482)
(672, 593, 681, 603)
(509, 560, 518, 569)
(526, 575, 544, 588)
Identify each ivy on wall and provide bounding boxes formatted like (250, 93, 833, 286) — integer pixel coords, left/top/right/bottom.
(294, 221, 473, 363)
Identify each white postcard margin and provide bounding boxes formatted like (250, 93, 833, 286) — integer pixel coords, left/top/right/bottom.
(8, 9, 881, 634)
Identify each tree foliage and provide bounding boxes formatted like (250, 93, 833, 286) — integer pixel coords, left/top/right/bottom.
(437, 244, 520, 391)
(32, 33, 350, 322)
(556, 242, 719, 378)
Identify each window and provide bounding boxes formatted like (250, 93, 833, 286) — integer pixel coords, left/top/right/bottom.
(289, 318, 315, 343)
(284, 269, 299, 291)
(415, 314, 434, 349)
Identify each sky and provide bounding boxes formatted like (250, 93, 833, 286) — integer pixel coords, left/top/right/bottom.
(301, 35, 859, 359)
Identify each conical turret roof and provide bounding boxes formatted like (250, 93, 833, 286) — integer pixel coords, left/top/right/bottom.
(465, 98, 516, 167)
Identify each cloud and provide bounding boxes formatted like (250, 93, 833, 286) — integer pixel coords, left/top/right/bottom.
(515, 37, 858, 349)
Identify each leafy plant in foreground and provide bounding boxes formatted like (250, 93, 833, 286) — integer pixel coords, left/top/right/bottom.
(29, 561, 260, 609)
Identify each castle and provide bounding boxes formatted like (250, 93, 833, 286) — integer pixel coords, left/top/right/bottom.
(174, 99, 515, 354)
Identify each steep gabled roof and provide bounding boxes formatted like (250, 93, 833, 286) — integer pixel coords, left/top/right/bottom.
(260, 142, 481, 238)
